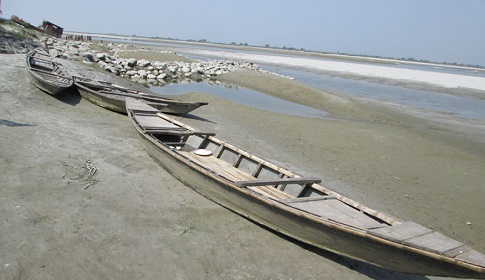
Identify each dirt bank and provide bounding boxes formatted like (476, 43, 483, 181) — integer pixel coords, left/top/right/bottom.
(1, 50, 484, 280)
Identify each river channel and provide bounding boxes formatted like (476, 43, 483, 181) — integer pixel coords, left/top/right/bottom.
(102, 37, 485, 121)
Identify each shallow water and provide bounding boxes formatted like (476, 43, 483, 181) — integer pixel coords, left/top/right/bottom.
(104, 37, 485, 120)
(262, 65, 485, 120)
(150, 82, 329, 119)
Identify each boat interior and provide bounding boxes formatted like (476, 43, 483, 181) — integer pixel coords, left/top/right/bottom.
(130, 108, 396, 231)
(28, 50, 72, 84)
(126, 99, 485, 271)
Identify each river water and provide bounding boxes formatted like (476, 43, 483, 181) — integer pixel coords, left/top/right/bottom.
(103, 38, 485, 120)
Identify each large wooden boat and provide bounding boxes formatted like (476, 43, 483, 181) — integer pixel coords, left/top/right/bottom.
(25, 48, 73, 95)
(74, 78, 208, 115)
(126, 98, 485, 278)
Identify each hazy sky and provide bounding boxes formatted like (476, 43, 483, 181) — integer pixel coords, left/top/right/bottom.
(3, 0, 485, 66)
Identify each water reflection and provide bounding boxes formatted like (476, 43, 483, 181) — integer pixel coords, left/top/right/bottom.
(150, 82, 328, 119)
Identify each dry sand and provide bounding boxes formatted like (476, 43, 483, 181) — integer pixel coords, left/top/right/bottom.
(1, 46, 485, 280)
(185, 48, 485, 92)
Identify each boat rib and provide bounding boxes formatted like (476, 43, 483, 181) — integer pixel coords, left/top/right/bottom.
(126, 97, 485, 278)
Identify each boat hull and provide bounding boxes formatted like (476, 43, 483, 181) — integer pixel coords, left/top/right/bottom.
(27, 73, 68, 96)
(25, 49, 73, 96)
(136, 131, 485, 278)
(75, 82, 206, 114)
(77, 85, 127, 113)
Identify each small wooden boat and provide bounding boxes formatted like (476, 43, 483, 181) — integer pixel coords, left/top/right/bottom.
(126, 98, 485, 279)
(74, 78, 208, 115)
(25, 48, 73, 95)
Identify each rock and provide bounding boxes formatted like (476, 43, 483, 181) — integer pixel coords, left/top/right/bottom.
(167, 65, 178, 73)
(156, 73, 167, 80)
(137, 70, 148, 78)
(95, 53, 107, 61)
(98, 61, 108, 68)
(138, 59, 151, 67)
(126, 58, 137, 67)
(49, 49, 61, 57)
(83, 53, 95, 62)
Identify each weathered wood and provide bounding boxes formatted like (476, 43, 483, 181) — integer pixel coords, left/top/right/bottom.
(282, 196, 337, 203)
(155, 130, 216, 137)
(134, 115, 179, 129)
(456, 250, 485, 268)
(289, 199, 385, 229)
(126, 98, 161, 113)
(247, 185, 292, 199)
(234, 177, 321, 188)
(403, 231, 463, 254)
(26, 48, 73, 95)
(444, 245, 472, 258)
(368, 221, 433, 243)
(163, 142, 186, 146)
(125, 98, 485, 278)
(76, 85, 207, 115)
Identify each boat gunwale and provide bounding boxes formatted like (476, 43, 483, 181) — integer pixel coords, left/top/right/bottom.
(126, 100, 485, 277)
(26, 48, 74, 93)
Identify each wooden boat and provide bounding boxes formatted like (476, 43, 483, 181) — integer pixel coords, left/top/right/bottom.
(74, 78, 208, 115)
(126, 98, 485, 279)
(25, 48, 73, 95)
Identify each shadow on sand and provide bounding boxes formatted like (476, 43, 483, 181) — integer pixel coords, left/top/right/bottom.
(54, 87, 82, 106)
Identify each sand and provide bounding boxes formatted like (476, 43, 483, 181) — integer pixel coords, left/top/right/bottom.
(1, 43, 484, 280)
(184, 48, 485, 91)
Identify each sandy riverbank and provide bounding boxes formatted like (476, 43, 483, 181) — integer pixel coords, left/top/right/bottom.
(1, 44, 484, 280)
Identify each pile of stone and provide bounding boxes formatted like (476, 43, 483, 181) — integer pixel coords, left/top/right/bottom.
(1, 19, 295, 84)
(45, 38, 294, 85)
(99, 56, 263, 85)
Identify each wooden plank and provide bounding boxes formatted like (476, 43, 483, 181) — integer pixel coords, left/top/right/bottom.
(234, 177, 321, 188)
(282, 196, 337, 204)
(126, 98, 160, 112)
(368, 221, 433, 243)
(134, 115, 179, 129)
(179, 150, 255, 182)
(443, 245, 471, 258)
(247, 186, 292, 199)
(288, 199, 384, 229)
(145, 127, 187, 132)
(456, 249, 485, 267)
(178, 149, 293, 200)
(160, 131, 215, 136)
(403, 231, 463, 254)
(163, 142, 186, 146)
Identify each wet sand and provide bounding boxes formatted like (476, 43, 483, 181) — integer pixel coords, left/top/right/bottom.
(1, 45, 484, 280)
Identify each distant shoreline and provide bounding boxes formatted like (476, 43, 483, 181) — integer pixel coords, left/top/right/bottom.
(64, 31, 485, 72)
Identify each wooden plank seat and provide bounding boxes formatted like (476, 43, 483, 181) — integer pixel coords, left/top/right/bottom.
(178, 149, 293, 200)
(235, 178, 321, 200)
(234, 177, 322, 188)
(247, 186, 293, 199)
(129, 101, 163, 113)
(135, 115, 178, 128)
(281, 196, 337, 204)
(179, 149, 255, 182)
(151, 130, 216, 137)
